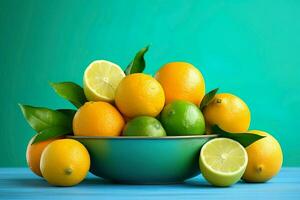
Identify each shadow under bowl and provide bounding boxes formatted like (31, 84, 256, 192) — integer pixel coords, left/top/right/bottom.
(68, 135, 217, 184)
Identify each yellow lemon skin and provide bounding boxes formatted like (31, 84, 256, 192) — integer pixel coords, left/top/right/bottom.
(203, 93, 251, 133)
(115, 73, 165, 118)
(242, 130, 283, 182)
(40, 139, 90, 186)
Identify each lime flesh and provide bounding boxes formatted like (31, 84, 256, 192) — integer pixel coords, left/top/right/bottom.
(199, 138, 248, 187)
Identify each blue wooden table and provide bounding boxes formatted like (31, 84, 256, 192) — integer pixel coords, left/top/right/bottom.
(0, 168, 299, 200)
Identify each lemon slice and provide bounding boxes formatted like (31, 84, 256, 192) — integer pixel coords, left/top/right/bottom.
(83, 60, 125, 102)
(199, 138, 248, 187)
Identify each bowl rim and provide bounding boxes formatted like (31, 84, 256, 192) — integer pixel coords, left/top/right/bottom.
(67, 134, 218, 140)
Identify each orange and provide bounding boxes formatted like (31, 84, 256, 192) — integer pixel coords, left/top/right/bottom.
(203, 93, 251, 133)
(155, 62, 205, 106)
(73, 101, 125, 136)
(242, 130, 283, 182)
(26, 135, 56, 177)
(115, 73, 165, 118)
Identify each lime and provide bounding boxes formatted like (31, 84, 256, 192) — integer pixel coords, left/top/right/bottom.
(160, 100, 205, 136)
(123, 116, 166, 137)
(199, 138, 248, 187)
(83, 60, 125, 102)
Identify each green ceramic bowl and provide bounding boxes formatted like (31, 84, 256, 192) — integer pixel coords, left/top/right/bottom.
(68, 135, 217, 184)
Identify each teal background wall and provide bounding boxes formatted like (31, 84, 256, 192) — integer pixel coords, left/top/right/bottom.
(0, 0, 299, 166)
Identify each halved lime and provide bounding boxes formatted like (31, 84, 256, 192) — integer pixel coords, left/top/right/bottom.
(83, 60, 125, 102)
(199, 138, 248, 187)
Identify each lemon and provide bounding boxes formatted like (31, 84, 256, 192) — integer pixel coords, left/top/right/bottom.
(242, 130, 283, 182)
(199, 138, 248, 187)
(83, 60, 125, 102)
(40, 139, 90, 186)
(115, 73, 165, 118)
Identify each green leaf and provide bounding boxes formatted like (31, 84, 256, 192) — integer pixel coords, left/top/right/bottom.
(56, 109, 77, 118)
(19, 104, 72, 132)
(211, 125, 265, 147)
(50, 82, 87, 108)
(125, 45, 149, 75)
(32, 127, 72, 144)
(200, 88, 219, 110)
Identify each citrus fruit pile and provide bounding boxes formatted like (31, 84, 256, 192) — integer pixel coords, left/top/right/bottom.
(20, 46, 283, 187)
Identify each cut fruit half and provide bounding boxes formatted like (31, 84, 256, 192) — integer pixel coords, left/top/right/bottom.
(83, 60, 125, 102)
(199, 138, 248, 187)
